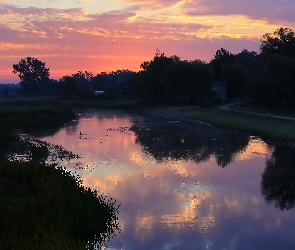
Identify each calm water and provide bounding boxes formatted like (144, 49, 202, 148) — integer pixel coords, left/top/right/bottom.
(38, 110, 295, 250)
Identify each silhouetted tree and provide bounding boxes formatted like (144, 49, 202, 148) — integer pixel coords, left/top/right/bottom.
(210, 48, 234, 80)
(258, 28, 295, 107)
(260, 28, 295, 58)
(71, 71, 94, 97)
(220, 64, 248, 99)
(135, 52, 180, 102)
(234, 49, 259, 68)
(160, 60, 213, 103)
(12, 57, 50, 96)
(60, 76, 79, 98)
(2, 87, 8, 97)
(234, 50, 263, 99)
(262, 54, 295, 107)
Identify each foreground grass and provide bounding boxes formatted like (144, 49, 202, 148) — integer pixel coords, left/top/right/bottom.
(0, 97, 120, 249)
(0, 160, 119, 250)
(148, 106, 295, 142)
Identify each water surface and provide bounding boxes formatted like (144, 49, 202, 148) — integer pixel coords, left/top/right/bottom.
(38, 110, 295, 250)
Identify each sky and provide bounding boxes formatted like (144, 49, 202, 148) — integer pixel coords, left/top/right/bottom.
(0, 0, 294, 83)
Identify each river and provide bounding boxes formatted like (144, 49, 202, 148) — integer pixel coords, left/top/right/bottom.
(37, 110, 295, 250)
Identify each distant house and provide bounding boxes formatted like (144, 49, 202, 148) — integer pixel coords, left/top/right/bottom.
(212, 81, 226, 102)
(94, 90, 105, 95)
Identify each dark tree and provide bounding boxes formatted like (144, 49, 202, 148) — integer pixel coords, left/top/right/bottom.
(72, 71, 93, 87)
(12, 57, 50, 95)
(2, 87, 8, 97)
(220, 64, 248, 99)
(160, 60, 213, 103)
(60, 76, 80, 98)
(262, 54, 295, 107)
(260, 28, 295, 58)
(234, 49, 259, 68)
(135, 52, 180, 102)
(234, 50, 263, 100)
(258, 28, 295, 107)
(210, 48, 234, 80)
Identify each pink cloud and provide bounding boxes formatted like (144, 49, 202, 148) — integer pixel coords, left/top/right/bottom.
(183, 0, 295, 24)
(121, 0, 182, 10)
(0, 2, 280, 83)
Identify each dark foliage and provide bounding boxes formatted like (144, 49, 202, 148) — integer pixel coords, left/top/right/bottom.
(12, 57, 50, 96)
(0, 160, 119, 249)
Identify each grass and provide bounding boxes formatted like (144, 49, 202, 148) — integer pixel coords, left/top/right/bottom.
(63, 99, 140, 110)
(0, 97, 120, 249)
(231, 100, 295, 118)
(0, 124, 27, 159)
(148, 105, 295, 143)
(0, 106, 75, 130)
(0, 160, 119, 250)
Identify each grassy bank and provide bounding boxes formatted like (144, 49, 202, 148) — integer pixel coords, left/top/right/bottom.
(0, 106, 75, 130)
(147, 106, 295, 143)
(0, 96, 140, 110)
(231, 101, 295, 118)
(0, 97, 120, 249)
(0, 160, 118, 249)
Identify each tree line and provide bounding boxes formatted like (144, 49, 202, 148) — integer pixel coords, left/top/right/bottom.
(6, 27, 295, 108)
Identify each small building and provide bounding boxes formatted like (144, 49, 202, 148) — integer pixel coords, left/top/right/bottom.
(212, 81, 226, 102)
(94, 90, 105, 95)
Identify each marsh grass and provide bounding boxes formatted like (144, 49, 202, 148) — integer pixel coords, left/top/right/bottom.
(149, 106, 295, 142)
(0, 106, 75, 130)
(0, 160, 119, 249)
(0, 98, 120, 248)
(0, 124, 27, 159)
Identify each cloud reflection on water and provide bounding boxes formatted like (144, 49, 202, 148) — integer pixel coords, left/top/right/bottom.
(38, 111, 295, 249)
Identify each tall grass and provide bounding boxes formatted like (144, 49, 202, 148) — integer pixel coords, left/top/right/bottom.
(0, 106, 75, 130)
(0, 98, 120, 248)
(0, 160, 119, 249)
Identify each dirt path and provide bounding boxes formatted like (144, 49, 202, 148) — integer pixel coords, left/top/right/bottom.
(218, 102, 295, 121)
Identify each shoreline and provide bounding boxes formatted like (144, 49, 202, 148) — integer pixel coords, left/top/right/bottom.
(144, 105, 295, 147)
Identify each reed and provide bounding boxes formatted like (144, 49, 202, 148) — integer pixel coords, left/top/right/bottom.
(0, 160, 119, 249)
(0, 106, 75, 129)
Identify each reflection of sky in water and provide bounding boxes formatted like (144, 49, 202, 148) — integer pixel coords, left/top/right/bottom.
(39, 111, 295, 250)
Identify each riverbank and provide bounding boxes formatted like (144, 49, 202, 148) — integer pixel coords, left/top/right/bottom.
(0, 98, 119, 249)
(0, 97, 295, 144)
(146, 105, 295, 144)
(0, 160, 119, 250)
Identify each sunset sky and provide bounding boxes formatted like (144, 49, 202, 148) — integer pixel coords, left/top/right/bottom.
(0, 0, 294, 83)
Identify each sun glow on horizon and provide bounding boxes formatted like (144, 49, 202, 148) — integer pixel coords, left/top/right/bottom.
(0, 1, 294, 83)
